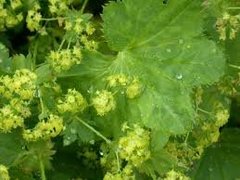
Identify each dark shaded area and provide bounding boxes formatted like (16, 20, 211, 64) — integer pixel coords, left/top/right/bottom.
(163, 0, 168, 5)
(228, 99, 240, 128)
(48, 137, 103, 180)
(3, 0, 110, 56)
(86, 0, 109, 16)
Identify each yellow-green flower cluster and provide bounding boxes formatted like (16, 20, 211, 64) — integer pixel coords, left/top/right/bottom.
(26, 3, 42, 32)
(0, 164, 10, 180)
(10, 98, 31, 118)
(64, 17, 97, 50)
(0, 0, 23, 31)
(92, 90, 116, 116)
(0, 69, 34, 133)
(48, 0, 71, 15)
(165, 141, 200, 169)
(118, 124, 151, 167)
(57, 89, 87, 114)
(48, 46, 82, 73)
(23, 114, 64, 141)
(164, 170, 190, 180)
(126, 78, 142, 99)
(107, 74, 129, 87)
(103, 163, 135, 180)
(0, 69, 37, 100)
(10, 0, 22, 10)
(0, 105, 24, 133)
(107, 75, 143, 99)
(216, 12, 240, 40)
(194, 103, 230, 155)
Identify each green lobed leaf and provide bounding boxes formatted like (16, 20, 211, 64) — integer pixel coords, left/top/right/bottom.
(102, 0, 225, 134)
(191, 128, 240, 180)
(60, 0, 226, 137)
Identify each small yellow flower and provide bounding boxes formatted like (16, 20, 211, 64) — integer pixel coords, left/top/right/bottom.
(57, 89, 87, 114)
(126, 78, 142, 99)
(92, 90, 116, 116)
(0, 164, 10, 180)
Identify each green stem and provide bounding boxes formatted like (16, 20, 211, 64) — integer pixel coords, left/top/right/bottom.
(115, 151, 121, 172)
(184, 133, 189, 144)
(227, 7, 240, 10)
(80, 0, 89, 14)
(58, 39, 66, 51)
(197, 107, 213, 115)
(41, 17, 67, 21)
(39, 157, 46, 180)
(33, 39, 39, 69)
(228, 63, 240, 70)
(76, 117, 111, 144)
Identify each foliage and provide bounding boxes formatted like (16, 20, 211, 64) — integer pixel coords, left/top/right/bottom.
(0, 0, 240, 179)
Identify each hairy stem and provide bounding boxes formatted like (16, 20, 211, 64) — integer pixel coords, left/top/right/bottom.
(227, 7, 240, 10)
(39, 157, 46, 180)
(58, 38, 66, 51)
(76, 117, 111, 144)
(228, 63, 240, 70)
(80, 0, 89, 14)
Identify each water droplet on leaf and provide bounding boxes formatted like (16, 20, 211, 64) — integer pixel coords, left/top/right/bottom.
(70, 128, 76, 134)
(179, 39, 184, 44)
(89, 140, 95, 145)
(176, 73, 183, 80)
(64, 139, 71, 146)
(166, 48, 172, 53)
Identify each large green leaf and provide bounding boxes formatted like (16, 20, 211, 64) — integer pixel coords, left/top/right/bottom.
(102, 0, 225, 86)
(191, 128, 240, 180)
(103, 0, 225, 134)
(60, 0, 225, 137)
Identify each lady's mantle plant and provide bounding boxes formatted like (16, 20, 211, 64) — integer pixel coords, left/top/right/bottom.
(0, 0, 239, 179)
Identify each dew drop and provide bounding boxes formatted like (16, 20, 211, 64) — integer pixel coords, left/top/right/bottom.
(187, 45, 191, 49)
(99, 151, 104, 156)
(179, 39, 184, 44)
(166, 48, 172, 53)
(64, 139, 71, 146)
(121, 91, 125, 95)
(70, 128, 76, 134)
(89, 140, 95, 145)
(176, 73, 183, 80)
